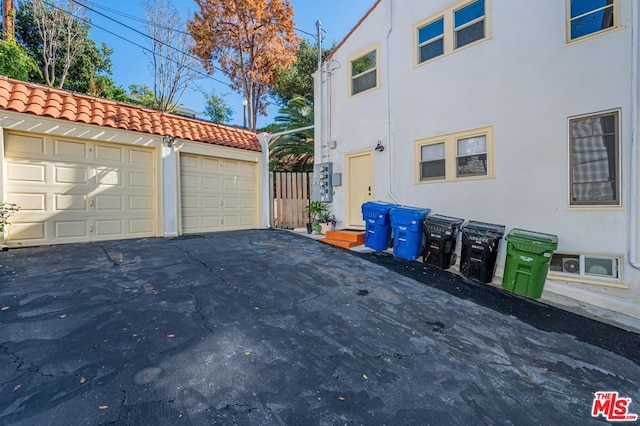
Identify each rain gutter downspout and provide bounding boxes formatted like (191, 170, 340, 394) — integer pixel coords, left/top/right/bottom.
(386, 0, 400, 204)
(630, 0, 640, 270)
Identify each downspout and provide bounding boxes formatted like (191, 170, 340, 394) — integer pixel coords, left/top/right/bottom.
(386, 0, 400, 204)
(316, 21, 326, 164)
(630, 0, 640, 270)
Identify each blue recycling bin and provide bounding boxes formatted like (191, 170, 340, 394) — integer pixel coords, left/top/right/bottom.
(390, 206, 431, 261)
(362, 201, 397, 251)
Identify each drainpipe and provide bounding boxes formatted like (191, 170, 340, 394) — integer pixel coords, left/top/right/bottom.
(316, 20, 326, 164)
(630, 0, 640, 270)
(385, 0, 400, 204)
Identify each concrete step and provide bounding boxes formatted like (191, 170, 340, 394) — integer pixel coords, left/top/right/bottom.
(320, 229, 365, 249)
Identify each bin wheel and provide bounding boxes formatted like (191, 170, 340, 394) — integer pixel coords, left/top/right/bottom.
(450, 253, 457, 266)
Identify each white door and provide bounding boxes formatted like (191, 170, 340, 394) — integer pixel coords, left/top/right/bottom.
(4, 132, 156, 246)
(180, 153, 257, 233)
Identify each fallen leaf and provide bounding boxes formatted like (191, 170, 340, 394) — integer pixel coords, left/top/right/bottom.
(362, 374, 368, 380)
(80, 377, 86, 384)
(244, 351, 251, 355)
(13, 384, 21, 391)
(166, 334, 175, 338)
(98, 405, 109, 410)
(59, 314, 67, 319)
(1, 306, 9, 311)
(338, 396, 346, 401)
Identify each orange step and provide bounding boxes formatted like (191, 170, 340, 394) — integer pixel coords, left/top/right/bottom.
(320, 229, 365, 249)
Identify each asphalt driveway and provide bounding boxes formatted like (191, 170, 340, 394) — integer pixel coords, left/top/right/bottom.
(1, 229, 639, 425)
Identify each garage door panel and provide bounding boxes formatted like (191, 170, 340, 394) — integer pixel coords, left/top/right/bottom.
(130, 196, 153, 211)
(5, 133, 156, 246)
(5, 134, 45, 156)
(202, 197, 220, 209)
(95, 220, 122, 236)
(7, 193, 45, 211)
(202, 158, 220, 170)
(55, 221, 88, 238)
(130, 219, 153, 234)
(56, 194, 87, 211)
(55, 166, 88, 184)
(130, 149, 154, 165)
(54, 139, 88, 159)
(180, 153, 257, 234)
(95, 144, 123, 162)
(95, 195, 122, 211)
(8, 163, 45, 182)
(8, 222, 45, 240)
(202, 176, 220, 190)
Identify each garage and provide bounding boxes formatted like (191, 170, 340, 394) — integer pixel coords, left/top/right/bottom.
(180, 153, 257, 233)
(4, 131, 156, 246)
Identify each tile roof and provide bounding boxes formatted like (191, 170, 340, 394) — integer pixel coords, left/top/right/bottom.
(0, 76, 261, 152)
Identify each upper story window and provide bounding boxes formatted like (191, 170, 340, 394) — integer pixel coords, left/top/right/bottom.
(569, 111, 619, 206)
(418, 18, 445, 63)
(415, 0, 490, 66)
(454, 0, 486, 48)
(350, 49, 378, 96)
(568, 0, 617, 41)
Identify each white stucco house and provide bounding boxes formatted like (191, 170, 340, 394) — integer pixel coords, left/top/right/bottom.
(314, 0, 640, 326)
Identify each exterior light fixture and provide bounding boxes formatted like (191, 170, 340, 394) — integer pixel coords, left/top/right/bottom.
(375, 141, 384, 152)
(162, 135, 177, 147)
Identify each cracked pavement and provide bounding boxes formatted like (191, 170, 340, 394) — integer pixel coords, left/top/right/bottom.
(0, 229, 639, 425)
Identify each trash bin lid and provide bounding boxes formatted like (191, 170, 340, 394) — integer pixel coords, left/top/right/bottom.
(361, 201, 397, 213)
(462, 220, 506, 236)
(424, 214, 464, 226)
(506, 228, 558, 247)
(390, 206, 431, 220)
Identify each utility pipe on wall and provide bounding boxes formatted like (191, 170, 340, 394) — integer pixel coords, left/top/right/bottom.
(629, 0, 640, 270)
(385, 0, 400, 204)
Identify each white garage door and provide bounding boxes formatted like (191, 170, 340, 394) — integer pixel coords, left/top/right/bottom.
(180, 153, 257, 233)
(4, 132, 156, 246)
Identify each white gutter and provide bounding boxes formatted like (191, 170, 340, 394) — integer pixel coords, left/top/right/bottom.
(385, 0, 400, 204)
(630, 0, 640, 270)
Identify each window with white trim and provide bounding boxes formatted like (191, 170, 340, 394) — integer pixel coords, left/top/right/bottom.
(350, 49, 377, 96)
(567, 0, 617, 41)
(569, 111, 619, 206)
(416, 0, 488, 65)
(416, 126, 494, 183)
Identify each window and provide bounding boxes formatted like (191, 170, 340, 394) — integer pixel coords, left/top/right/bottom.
(418, 18, 445, 63)
(456, 136, 487, 177)
(415, 126, 493, 183)
(568, 0, 616, 41)
(454, 0, 486, 48)
(415, 0, 489, 65)
(420, 143, 446, 180)
(569, 111, 619, 206)
(350, 49, 377, 96)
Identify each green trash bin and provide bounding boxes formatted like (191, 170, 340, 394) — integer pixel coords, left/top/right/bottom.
(502, 229, 558, 299)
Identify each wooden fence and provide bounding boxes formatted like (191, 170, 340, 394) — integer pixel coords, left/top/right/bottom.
(269, 172, 312, 229)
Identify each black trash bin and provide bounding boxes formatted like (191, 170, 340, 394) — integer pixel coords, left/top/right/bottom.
(460, 221, 506, 283)
(422, 214, 464, 270)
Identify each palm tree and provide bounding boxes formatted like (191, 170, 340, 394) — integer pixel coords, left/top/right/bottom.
(270, 96, 314, 172)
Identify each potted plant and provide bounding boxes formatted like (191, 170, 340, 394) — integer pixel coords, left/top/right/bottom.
(0, 202, 20, 249)
(304, 201, 338, 235)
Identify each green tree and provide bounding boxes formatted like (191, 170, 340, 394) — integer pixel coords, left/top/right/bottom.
(0, 37, 40, 81)
(270, 39, 333, 106)
(269, 96, 314, 172)
(128, 84, 157, 108)
(202, 89, 234, 124)
(14, 0, 124, 100)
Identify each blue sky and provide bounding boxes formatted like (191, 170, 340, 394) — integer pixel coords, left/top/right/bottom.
(85, 0, 376, 127)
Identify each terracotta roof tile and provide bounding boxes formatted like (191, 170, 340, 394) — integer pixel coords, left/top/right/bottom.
(0, 76, 261, 152)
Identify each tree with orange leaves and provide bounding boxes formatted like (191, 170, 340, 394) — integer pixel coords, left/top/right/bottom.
(188, 0, 300, 131)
